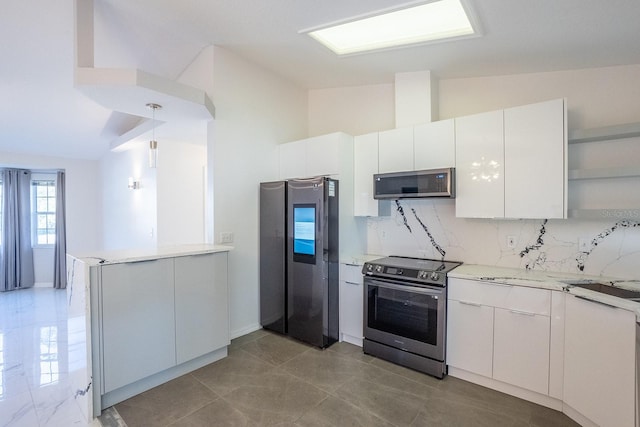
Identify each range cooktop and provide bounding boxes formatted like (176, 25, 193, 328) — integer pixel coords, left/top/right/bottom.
(362, 256, 462, 286)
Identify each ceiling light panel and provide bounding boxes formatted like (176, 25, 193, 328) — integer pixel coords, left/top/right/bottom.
(306, 0, 478, 55)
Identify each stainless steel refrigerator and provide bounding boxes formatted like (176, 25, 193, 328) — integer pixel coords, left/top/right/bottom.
(259, 177, 339, 348)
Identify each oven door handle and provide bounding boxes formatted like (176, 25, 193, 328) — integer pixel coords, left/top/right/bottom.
(366, 279, 443, 296)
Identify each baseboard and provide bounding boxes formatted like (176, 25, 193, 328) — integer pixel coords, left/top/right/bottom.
(230, 323, 262, 340)
(447, 367, 563, 411)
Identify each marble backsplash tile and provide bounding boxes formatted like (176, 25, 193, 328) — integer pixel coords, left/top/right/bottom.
(366, 199, 640, 280)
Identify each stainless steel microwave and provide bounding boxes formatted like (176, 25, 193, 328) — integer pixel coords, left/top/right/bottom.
(373, 168, 455, 199)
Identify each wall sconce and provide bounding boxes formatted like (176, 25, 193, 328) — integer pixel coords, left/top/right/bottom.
(128, 177, 140, 190)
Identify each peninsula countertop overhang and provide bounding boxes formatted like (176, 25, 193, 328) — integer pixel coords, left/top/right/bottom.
(69, 244, 233, 266)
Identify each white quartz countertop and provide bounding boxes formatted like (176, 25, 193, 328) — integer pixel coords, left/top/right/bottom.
(340, 254, 384, 266)
(70, 244, 233, 266)
(450, 264, 640, 317)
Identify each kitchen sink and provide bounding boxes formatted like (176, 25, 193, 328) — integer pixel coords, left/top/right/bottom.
(562, 280, 640, 300)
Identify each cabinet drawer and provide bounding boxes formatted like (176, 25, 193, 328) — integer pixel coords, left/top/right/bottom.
(340, 263, 363, 284)
(448, 278, 551, 315)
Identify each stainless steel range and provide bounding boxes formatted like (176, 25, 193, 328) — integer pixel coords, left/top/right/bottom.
(362, 256, 462, 379)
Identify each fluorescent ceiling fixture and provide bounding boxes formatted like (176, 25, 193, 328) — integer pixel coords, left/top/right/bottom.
(306, 0, 477, 55)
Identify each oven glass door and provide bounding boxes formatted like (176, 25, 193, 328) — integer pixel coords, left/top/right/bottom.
(364, 277, 445, 360)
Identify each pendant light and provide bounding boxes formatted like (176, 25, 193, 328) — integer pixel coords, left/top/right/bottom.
(146, 103, 162, 168)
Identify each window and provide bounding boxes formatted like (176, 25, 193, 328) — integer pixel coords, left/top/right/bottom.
(32, 178, 56, 246)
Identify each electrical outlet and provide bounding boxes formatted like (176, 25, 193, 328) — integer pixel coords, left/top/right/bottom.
(506, 235, 516, 249)
(578, 238, 590, 252)
(220, 232, 234, 244)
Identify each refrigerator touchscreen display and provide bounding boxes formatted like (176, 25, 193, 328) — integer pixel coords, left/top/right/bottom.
(293, 204, 316, 263)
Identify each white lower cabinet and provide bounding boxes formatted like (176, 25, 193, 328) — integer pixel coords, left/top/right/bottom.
(563, 294, 636, 427)
(446, 299, 494, 377)
(101, 259, 176, 393)
(175, 252, 229, 364)
(493, 308, 550, 395)
(339, 263, 364, 346)
(98, 252, 229, 398)
(447, 278, 552, 396)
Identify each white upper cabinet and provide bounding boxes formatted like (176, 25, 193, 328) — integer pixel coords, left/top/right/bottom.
(455, 99, 567, 219)
(354, 132, 382, 217)
(414, 119, 455, 170)
(378, 127, 414, 173)
(278, 140, 307, 180)
(504, 98, 566, 218)
(278, 132, 352, 180)
(305, 134, 343, 177)
(455, 110, 505, 218)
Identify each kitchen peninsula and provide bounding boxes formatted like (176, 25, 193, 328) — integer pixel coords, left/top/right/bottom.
(68, 244, 232, 420)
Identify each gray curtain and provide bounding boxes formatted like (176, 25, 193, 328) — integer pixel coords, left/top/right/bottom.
(53, 171, 67, 289)
(0, 169, 35, 292)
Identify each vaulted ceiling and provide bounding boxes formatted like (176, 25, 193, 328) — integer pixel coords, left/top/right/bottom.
(2, 0, 640, 159)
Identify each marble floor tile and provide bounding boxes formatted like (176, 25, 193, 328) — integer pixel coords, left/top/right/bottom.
(0, 287, 92, 427)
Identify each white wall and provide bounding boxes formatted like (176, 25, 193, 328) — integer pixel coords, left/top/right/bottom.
(308, 64, 640, 280)
(101, 144, 157, 250)
(1, 151, 101, 284)
(180, 45, 307, 337)
(308, 83, 394, 137)
(156, 140, 206, 246)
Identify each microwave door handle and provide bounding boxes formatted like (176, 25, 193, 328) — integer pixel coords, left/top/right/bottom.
(368, 280, 442, 296)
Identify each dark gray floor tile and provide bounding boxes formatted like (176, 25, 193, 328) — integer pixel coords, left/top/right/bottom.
(529, 405, 581, 427)
(239, 332, 312, 366)
(168, 398, 252, 426)
(191, 346, 277, 396)
(333, 377, 427, 426)
(280, 347, 377, 393)
(115, 374, 218, 427)
(326, 341, 375, 363)
(294, 395, 395, 427)
(229, 328, 270, 349)
(412, 397, 529, 427)
(97, 406, 128, 427)
(436, 375, 537, 420)
(224, 371, 329, 425)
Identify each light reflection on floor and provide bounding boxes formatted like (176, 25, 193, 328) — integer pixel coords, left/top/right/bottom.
(0, 287, 95, 426)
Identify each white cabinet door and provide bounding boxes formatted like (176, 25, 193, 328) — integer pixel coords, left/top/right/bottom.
(414, 119, 455, 170)
(101, 259, 176, 393)
(306, 134, 342, 177)
(339, 264, 364, 345)
(174, 252, 229, 364)
(279, 141, 307, 179)
(446, 299, 494, 377)
(455, 110, 505, 218)
(564, 295, 636, 427)
(354, 132, 381, 216)
(493, 308, 550, 395)
(504, 98, 566, 219)
(378, 127, 414, 173)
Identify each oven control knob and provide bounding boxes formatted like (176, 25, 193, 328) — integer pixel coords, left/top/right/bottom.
(418, 271, 428, 279)
(375, 265, 383, 273)
(430, 272, 440, 282)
